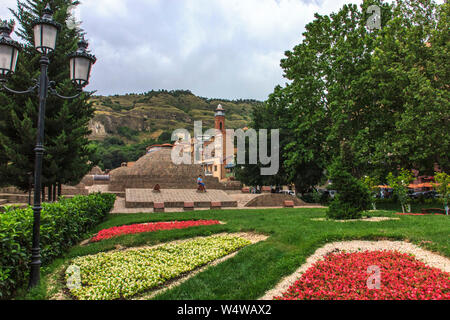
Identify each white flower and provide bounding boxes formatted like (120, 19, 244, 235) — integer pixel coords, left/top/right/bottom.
(67, 235, 251, 300)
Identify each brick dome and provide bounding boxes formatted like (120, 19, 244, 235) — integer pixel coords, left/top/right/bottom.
(109, 148, 204, 191)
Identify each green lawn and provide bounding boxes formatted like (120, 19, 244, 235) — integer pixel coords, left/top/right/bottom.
(24, 208, 450, 300)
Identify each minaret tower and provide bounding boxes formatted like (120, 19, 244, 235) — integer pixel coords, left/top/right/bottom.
(214, 104, 226, 180)
(215, 104, 225, 133)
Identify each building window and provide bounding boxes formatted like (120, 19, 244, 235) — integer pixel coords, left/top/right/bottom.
(220, 122, 223, 130)
(214, 165, 218, 172)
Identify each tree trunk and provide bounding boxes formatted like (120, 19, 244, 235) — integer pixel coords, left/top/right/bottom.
(53, 184, 57, 202)
(42, 186, 45, 203)
(49, 184, 54, 202)
(57, 182, 62, 200)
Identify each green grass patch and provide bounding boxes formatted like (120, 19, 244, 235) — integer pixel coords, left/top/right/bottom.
(24, 208, 450, 300)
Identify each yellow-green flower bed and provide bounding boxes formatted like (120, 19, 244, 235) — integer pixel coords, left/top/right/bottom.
(66, 235, 251, 300)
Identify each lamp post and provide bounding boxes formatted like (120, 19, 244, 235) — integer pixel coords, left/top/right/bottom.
(0, 4, 96, 288)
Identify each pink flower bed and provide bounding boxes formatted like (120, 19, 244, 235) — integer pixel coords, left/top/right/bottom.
(91, 220, 221, 242)
(275, 250, 450, 300)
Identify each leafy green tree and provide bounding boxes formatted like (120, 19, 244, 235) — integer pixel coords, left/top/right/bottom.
(362, 175, 380, 210)
(386, 169, 414, 213)
(280, 0, 394, 181)
(234, 86, 292, 189)
(369, 0, 449, 176)
(90, 138, 156, 171)
(0, 0, 95, 198)
(326, 157, 371, 220)
(433, 172, 450, 215)
(256, 0, 447, 191)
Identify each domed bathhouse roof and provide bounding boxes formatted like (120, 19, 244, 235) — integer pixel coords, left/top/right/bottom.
(108, 147, 240, 192)
(89, 165, 104, 175)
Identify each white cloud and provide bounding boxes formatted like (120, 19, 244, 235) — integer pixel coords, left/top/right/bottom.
(75, 0, 363, 99)
(1, 0, 445, 100)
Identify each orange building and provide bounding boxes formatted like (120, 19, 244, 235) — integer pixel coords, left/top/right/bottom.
(191, 104, 237, 181)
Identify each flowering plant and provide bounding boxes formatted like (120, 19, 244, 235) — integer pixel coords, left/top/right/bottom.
(67, 235, 251, 300)
(275, 250, 450, 300)
(91, 220, 221, 242)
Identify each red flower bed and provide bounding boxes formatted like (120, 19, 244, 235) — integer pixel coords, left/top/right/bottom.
(275, 250, 450, 300)
(92, 220, 221, 242)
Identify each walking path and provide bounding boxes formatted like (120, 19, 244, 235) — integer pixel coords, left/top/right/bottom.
(111, 197, 325, 214)
(125, 189, 236, 208)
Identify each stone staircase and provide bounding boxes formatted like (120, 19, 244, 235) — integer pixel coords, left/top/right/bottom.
(0, 193, 31, 204)
(125, 189, 238, 208)
(108, 148, 242, 192)
(0, 198, 29, 213)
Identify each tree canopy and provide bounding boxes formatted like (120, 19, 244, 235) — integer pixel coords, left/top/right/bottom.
(237, 0, 449, 192)
(0, 0, 95, 193)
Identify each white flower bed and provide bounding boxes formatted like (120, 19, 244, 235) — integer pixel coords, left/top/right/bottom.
(66, 235, 251, 300)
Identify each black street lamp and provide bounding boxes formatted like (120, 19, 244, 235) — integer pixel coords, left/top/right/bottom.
(0, 4, 96, 288)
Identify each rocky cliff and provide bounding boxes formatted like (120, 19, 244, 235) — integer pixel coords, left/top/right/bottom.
(88, 90, 260, 141)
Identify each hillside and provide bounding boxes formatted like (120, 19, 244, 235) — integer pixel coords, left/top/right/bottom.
(88, 90, 260, 143)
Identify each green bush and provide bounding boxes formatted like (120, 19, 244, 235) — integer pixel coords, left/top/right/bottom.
(0, 193, 116, 299)
(300, 190, 331, 205)
(117, 126, 139, 141)
(375, 198, 443, 212)
(326, 158, 371, 220)
(386, 169, 414, 213)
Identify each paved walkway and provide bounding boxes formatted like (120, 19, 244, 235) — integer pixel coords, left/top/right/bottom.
(111, 197, 325, 214)
(86, 185, 109, 193)
(126, 189, 233, 203)
(227, 193, 260, 207)
(125, 189, 237, 208)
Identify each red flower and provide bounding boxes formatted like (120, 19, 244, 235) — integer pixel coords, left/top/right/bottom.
(91, 220, 221, 242)
(274, 250, 450, 300)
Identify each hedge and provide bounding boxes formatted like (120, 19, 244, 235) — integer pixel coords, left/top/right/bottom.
(0, 193, 116, 299)
(375, 198, 444, 212)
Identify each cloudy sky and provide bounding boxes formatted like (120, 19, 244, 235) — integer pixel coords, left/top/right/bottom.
(0, 0, 437, 101)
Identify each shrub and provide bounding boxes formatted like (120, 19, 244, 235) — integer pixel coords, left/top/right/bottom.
(300, 190, 331, 205)
(0, 193, 116, 299)
(375, 198, 442, 212)
(434, 172, 450, 215)
(361, 176, 379, 210)
(117, 126, 139, 141)
(326, 158, 371, 220)
(386, 169, 414, 213)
